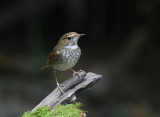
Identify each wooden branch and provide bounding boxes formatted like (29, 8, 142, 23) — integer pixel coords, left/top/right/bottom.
(32, 71, 102, 111)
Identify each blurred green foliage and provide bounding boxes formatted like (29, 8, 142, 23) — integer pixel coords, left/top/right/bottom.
(22, 102, 84, 117)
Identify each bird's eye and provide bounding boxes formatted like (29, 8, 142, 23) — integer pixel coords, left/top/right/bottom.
(67, 37, 71, 40)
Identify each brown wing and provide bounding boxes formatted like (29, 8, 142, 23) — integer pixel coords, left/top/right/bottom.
(41, 50, 60, 70)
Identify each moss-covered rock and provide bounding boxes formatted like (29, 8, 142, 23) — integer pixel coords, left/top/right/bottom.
(22, 102, 85, 117)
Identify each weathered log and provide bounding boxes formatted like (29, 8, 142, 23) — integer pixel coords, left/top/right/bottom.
(32, 71, 102, 111)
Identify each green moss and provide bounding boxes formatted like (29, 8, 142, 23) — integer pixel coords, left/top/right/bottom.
(22, 102, 85, 117)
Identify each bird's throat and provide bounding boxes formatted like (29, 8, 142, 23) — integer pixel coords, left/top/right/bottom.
(64, 45, 78, 50)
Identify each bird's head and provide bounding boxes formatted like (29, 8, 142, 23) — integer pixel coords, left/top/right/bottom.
(59, 32, 85, 48)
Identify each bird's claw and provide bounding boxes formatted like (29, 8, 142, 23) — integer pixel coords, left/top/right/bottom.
(56, 82, 65, 94)
(72, 71, 81, 78)
(79, 69, 83, 72)
(70, 69, 83, 78)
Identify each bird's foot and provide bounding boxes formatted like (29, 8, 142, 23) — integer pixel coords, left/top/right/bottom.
(70, 69, 82, 78)
(56, 82, 65, 94)
(79, 69, 83, 72)
(73, 72, 81, 78)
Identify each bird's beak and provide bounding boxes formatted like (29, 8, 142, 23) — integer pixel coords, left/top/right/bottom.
(78, 33, 85, 37)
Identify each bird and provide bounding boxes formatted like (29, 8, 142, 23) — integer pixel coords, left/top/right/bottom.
(41, 32, 85, 93)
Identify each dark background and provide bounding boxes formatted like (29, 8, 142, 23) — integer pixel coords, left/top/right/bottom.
(0, 0, 160, 117)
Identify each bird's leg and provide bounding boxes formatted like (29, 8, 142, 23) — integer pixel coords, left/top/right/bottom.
(70, 69, 81, 78)
(53, 70, 65, 94)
